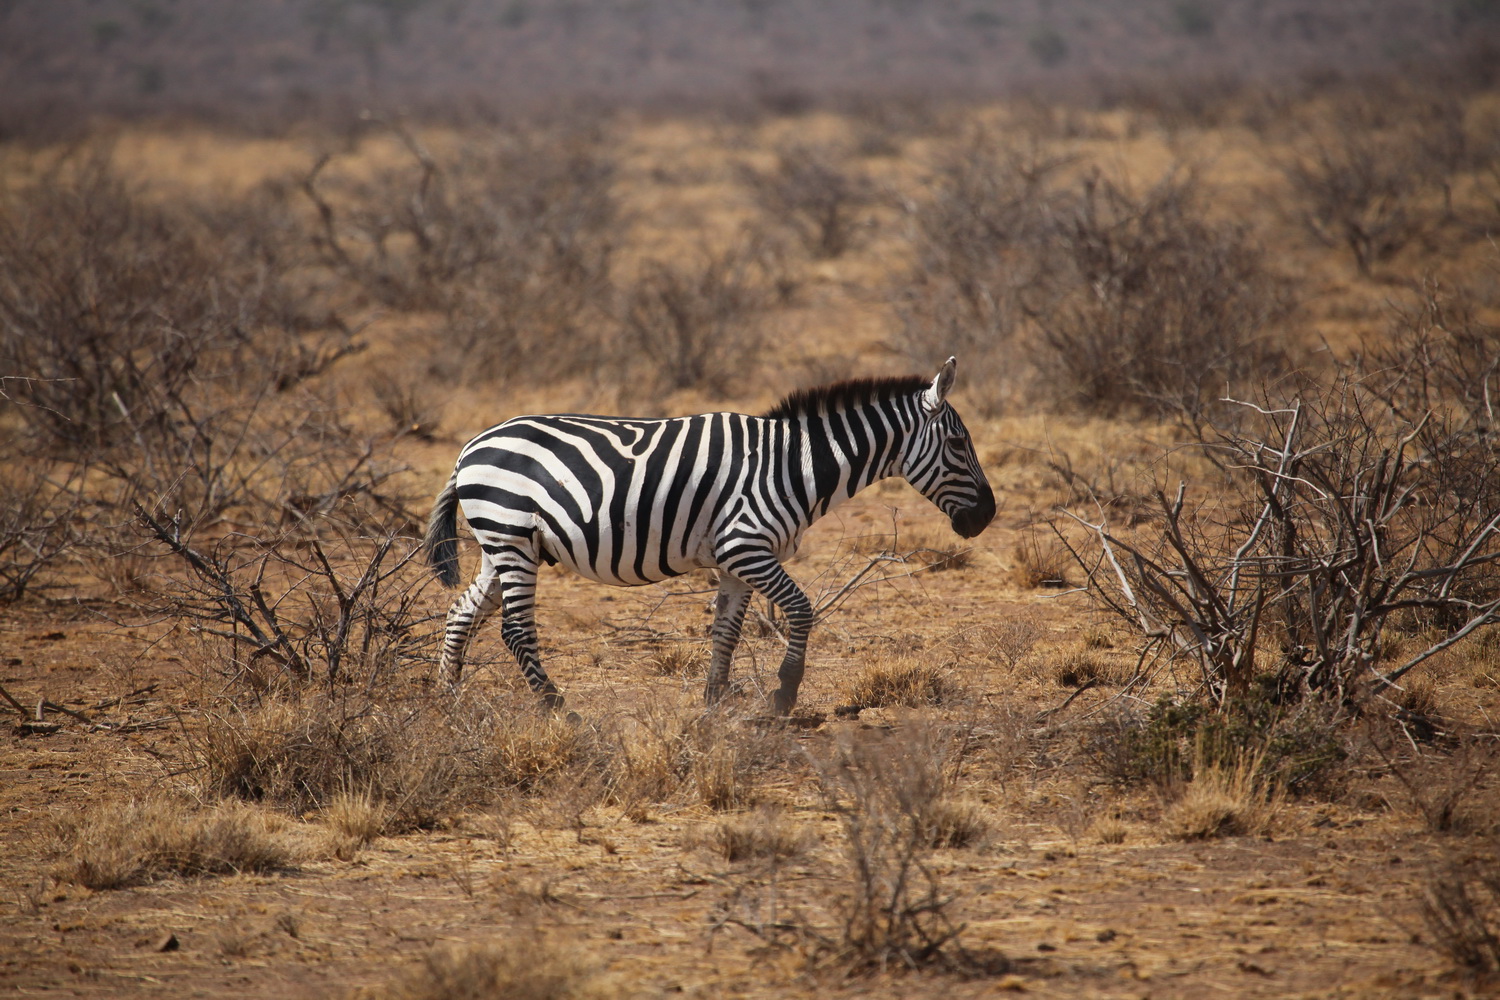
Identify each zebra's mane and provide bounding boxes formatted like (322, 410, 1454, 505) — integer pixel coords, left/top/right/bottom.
(761, 374, 929, 421)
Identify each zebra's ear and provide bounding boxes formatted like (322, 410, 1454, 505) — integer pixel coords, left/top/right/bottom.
(924, 356, 957, 412)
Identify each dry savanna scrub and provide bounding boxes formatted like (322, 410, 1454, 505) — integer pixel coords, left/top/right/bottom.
(4, 53, 1500, 999)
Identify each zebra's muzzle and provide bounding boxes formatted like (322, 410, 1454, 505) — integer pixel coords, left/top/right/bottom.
(950, 495, 995, 539)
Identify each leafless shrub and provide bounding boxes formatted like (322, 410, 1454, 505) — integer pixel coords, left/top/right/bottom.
(1033, 170, 1293, 419)
(134, 507, 433, 687)
(972, 610, 1046, 670)
(891, 131, 1069, 415)
(617, 244, 770, 398)
(1276, 89, 1464, 275)
(0, 455, 80, 602)
(1420, 852, 1500, 978)
(1376, 730, 1500, 835)
(741, 143, 875, 259)
(1062, 375, 1500, 706)
(376, 934, 612, 1000)
(0, 148, 355, 460)
(807, 725, 975, 972)
(302, 121, 617, 382)
(52, 796, 306, 890)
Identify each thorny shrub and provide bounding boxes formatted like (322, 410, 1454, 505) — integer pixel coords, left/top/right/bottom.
(302, 121, 617, 384)
(741, 143, 876, 259)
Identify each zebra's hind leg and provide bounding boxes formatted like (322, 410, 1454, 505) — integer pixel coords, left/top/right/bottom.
(440, 567, 503, 685)
(492, 554, 566, 710)
(704, 574, 752, 705)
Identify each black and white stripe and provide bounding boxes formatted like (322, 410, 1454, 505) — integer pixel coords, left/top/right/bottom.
(423, 357, 995, 713)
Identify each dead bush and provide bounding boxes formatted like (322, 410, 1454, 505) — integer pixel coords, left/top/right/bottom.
(972, 610, 1046, 670)
(1064, 369, 1500, 707)
(303, 122, 617, 383)
(0, 455, 80, 602)
(741, 143, 875, 259)
(617, 243, 770, 398)
(809, 725, 974, 972)
(1419, 852, 1500, 978)
(135, 510, 432, 687)
(376, 934, 611, 1000)
(52, 796, 305, 890)
(891, 131, 1069, 415)
(1277, 89, 1464, 275)
(0, 148, 354, 460)
(1033, 170, 1293, 419)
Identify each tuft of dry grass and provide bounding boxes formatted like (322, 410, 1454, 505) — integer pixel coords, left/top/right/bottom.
(647, 645, 704, 677)
(919, 796, 992, 849)
(52, 797, 306, 890)
(375, 935, 612, 1000)
(1053, 649, 1118, 688)
(1010, 530, 1071, 588)
(1163, 753, 1283, 841)
(704, 806, 816, 864)
(845, 659, 954, 709)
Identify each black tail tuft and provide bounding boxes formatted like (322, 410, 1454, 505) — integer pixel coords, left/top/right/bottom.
(423, 474, 462, 587)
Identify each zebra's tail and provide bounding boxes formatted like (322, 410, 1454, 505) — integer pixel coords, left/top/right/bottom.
(423, 473, 462, 587)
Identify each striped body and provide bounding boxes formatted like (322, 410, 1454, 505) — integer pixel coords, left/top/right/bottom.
(424, 358, 995, 713)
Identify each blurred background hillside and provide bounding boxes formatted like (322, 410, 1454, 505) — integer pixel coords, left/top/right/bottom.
(2, 0, 1496, 130)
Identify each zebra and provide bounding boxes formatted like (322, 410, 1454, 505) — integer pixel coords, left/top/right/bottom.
(422, 357, 995, 714)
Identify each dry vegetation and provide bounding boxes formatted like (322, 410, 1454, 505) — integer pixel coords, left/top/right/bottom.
(5, 59, 1500, 1000)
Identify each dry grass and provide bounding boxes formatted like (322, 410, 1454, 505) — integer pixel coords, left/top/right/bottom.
(373, 934, 612, 1000)
(1163, 752, 1283, 841)
(703, 807, 816, 864)
(52, 797, 307, 890)
(844, 659, 954, 709)
(1010, 530, 1072, 589)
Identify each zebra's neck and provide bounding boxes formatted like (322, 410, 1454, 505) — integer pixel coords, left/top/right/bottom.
(785, 398, 916, 521)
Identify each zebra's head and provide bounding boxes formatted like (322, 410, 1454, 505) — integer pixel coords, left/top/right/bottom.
(900, 358, 996, 539)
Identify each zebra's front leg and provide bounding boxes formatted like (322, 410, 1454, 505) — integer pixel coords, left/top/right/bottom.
(494, 561, 566, 710)
(705, 574, 752, 706)
(730, 560, 815, 716)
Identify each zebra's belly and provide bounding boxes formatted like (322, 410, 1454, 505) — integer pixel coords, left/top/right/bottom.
(535, 518, 718, 587)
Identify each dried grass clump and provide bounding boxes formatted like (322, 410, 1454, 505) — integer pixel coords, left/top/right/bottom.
(647, 645, 704, 677)
(197, 691, 600, 834)
(1163, 755, 1282, 841)
(706, 807, 816, 864)
(1053, 649, 1117, 688)
(897, 527, 974, 572)
(53, 797, 305, 890)
(1010, 531, 1071, 589)
(919, 796, 992, 849)
(323, 789, 391, 852)
(845, 660, 953, 710)
(376, 935, 611, 1000)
